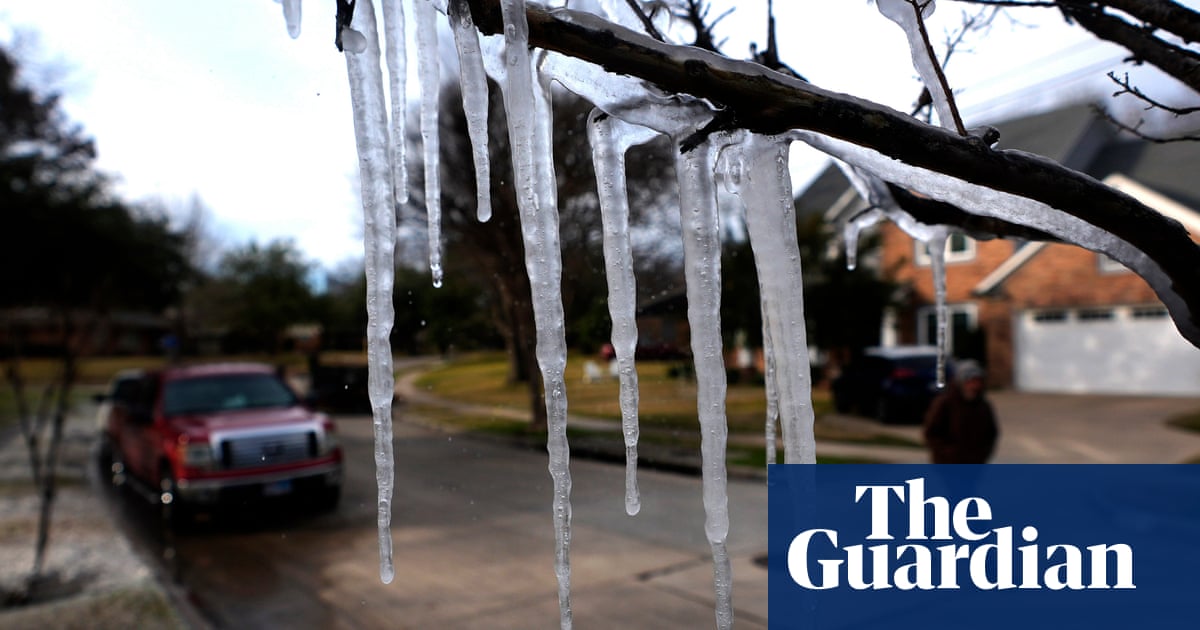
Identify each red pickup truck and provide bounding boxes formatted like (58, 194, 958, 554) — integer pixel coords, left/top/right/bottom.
(99, 363, 343, 520)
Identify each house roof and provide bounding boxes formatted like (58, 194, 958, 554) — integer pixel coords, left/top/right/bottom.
(794, 103, 1200, 292)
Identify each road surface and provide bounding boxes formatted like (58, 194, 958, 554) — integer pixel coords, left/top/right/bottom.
(107, 413, 770, 629)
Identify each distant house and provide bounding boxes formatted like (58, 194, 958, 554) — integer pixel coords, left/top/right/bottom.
(805, 105, 1200, 396)
(0, 307, 170, 357)
(634, 290, 691, 360)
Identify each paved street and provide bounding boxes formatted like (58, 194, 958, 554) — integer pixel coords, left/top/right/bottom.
(90, 385, 1200, 629)
(157, 415, 769, 629)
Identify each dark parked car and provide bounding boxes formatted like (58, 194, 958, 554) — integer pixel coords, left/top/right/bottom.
(831, 346, 949, 424)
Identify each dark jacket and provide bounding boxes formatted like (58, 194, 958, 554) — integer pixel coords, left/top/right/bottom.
(922, 384, 998, 464)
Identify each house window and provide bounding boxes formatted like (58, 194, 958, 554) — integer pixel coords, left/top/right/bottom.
(1131, 306, 1168, 319)
(1097, 254, 1129, 274)
(1077, 308, 1115, 322)
(915, 232, 975, 266)
(917, 304, 979, 357)
(1032, 310, 1068, 323)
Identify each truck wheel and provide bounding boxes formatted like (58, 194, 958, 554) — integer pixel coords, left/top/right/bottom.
(159, 469, 191, 530)
(315, 486, 341, 513)
(96, 434, 113, 477)
(109, 445, 127, 488)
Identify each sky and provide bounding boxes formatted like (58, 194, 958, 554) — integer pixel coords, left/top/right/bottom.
(1, 0, 1193, 269)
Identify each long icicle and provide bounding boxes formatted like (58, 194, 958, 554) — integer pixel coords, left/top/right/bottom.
(495, 2, 575, 625)
(447, 0, 493, 222)
(676, 138, 733, 630)
(928, 230, 950, 388)
(729, 134, 816, 465)
(282, 0, 303, 38)
(414, 0, 443, 286)
(380, 0, 408, 204)
(587, 110, 658, 516)
(762, 308, 779, 465)
(342, 0, 397, 585)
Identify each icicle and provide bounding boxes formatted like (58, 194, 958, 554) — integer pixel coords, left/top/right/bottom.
(927, 230, 950, 388)
(801, 130, 1196, 345)
(676, 138, 733, 630)
(447, 0, 492, 222)
(494, 3, 574, 626)
(342, 0, 396, 586)
(587, 110, 659, 516)
(840, 208, 885, 271)
(762, 311, 779, 466)
(876, 0, 958, 131)
(722, 133, 815, 466)
(281, 0, 303, 38)
(414, 0, 444, 287)
(380, 0, 409, 205)
(538, 52, 713, 140)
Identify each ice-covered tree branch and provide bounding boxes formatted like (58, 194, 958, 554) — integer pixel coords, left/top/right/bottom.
(954, 1, 1200, 94)
(464, 0, 1200, 346)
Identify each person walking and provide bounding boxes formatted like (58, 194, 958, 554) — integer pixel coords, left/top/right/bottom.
(923, 360, 998, 463)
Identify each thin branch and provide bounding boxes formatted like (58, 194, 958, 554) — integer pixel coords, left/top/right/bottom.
(908, 0, 967, 135)
(1094, 106, 1200, 143)
(623, 0, 666, 42)
(951, 1, 1200, 95)
(1099, 0, 1200, 44)
(462, 0, 1200, 344)
(953, 1, 1200, 44)
(888, 184, 1060, 242)
(1108, 71, 1200, 115)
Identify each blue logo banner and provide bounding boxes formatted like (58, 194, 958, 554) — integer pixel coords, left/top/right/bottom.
(768, 465, 1200, 629)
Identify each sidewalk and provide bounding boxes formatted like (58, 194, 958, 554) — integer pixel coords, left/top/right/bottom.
(0, 409, 192, 629)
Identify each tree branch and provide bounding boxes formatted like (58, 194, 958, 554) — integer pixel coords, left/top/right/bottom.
(1093, 106, 1200, 142)
(887, 184, 1061, 242)
(1062, 3, 1200, 95)
(1099, 0, 1200, 44)
(623, 0, 665, 43)
(1108, 71, 1200, 115)
(464, 0, 1200, 344)
(907, 0, 967, 135)
(953, 1, 1200, 89)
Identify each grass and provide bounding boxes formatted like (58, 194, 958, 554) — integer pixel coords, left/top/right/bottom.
(405, 403, 885, 468)
(414, 352, 835, 435)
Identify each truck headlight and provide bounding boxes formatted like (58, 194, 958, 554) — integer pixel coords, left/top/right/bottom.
(180, 441, 214, 469)
(319, 430, 339, 456)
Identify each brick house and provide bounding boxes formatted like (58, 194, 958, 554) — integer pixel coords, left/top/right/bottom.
(806, 105, 1200, 396)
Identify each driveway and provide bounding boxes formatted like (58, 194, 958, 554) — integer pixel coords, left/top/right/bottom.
(822, 391, 1200, 464)
(988, 391, 1200, 463)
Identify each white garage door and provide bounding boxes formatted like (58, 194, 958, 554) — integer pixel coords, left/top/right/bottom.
(1015, 305, 1200, 396)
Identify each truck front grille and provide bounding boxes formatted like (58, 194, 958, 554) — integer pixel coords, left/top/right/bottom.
(220, 431, 315, 469)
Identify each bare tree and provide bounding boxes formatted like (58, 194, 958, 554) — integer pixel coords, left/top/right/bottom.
(453, 0, 1200, 347)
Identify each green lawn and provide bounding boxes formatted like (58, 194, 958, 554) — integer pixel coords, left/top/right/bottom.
(415, 352, 835, 435)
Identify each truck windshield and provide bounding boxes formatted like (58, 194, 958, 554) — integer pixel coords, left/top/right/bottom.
(162, 374, 298, 416)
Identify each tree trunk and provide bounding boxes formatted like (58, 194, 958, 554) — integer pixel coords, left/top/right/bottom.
(28, 312, 77, 591)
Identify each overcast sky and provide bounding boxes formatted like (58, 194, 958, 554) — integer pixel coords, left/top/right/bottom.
(0, 1, 1190, 268)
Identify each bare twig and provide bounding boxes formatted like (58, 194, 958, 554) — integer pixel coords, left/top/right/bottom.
(751, 0, 805, 79)
(670, 0, 728, 52)
(941, 6, 1000, 69)
(1108, 71, 1200, 116)
(623, 0, 666, 42)
(907, 0, 968, 135)
(1094, 105, 1200, 143)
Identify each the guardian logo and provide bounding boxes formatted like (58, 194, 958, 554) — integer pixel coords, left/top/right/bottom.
(787, 478, 1135, 591)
